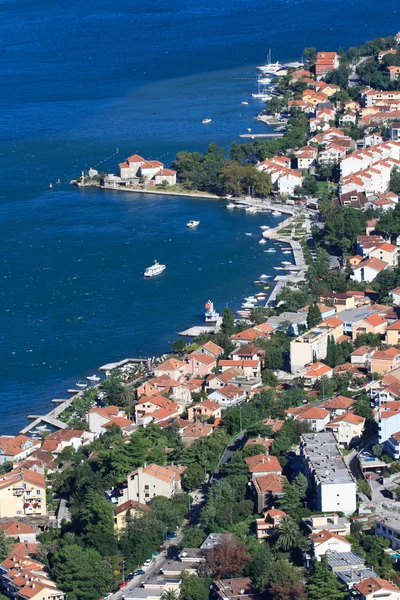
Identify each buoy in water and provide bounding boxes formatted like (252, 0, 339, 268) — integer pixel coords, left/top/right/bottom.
(49, 183, 53, 189)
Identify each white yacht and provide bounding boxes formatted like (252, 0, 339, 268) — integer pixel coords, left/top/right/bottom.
(259, 239, 267, 244)
(251, 93, 271, 101)
(258, 76, 272, 84)
(265, 248, 276, 253)
(257, 50, 282, 73)
(144, 260, 166, 277)
(241, 101, 249, 105)
(260, 274, 270, 279)
(260, 225, 269, 230)
(87, 375, 100, 382)
(281, 261, 292, 265)
(187, 220, 200, 228)
(226, 202, 236, 209)
(282, 250, 292, 254)
(202, 118, 212, 124)
(272, 210, 281, 216)
(205, 300, 219, 323)
(245, 232, 253, 236)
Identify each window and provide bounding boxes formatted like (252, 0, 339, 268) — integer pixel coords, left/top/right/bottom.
(37, 490, 41, 495)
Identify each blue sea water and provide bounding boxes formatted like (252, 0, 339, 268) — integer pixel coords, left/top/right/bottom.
(0, 0, 399, 433)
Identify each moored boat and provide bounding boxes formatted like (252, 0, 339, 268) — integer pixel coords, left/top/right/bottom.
(205, 300, 219, 323)
(187, 220, 200, 228)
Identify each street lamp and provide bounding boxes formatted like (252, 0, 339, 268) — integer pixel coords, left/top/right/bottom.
(122, 560, 125, 582)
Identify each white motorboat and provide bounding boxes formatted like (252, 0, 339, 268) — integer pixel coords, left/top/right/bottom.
(241, 101, 249, 105)
(76, 381, 88, 389)
(144, 260, 166, 277)
(260, 274, 270, 279)
(187, 220, 200, 228)
(260, 225, 269, 230)
(273, 267, 284, 270)
(265, 248, 276, 253)
(227, 202, 236, 209)
(205, 300, 219, 323)
(282, 250, 292, 254)
(87, 375, 100, 382)
(272, 210, 281, 216)
(259, 239, 267, 244)
(255, 293, 267, 298)
(202, 118, 212, 124)
(242, 302, 256, 309)
(281, 261, 292, 265)
(245, 232, 253, 236)
(258, 77, 272, 84)
(237, 310, 251, 317)
(245, 296, 257, 302)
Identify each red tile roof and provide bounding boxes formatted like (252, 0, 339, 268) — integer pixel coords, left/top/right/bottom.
(245, 454, 282, 474)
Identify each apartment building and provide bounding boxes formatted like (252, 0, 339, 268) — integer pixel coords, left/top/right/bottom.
(0, 436, 40, 463)
(300, 432, 356, 515)
(290, 323, 336, 373)
(119, 464, 185, 505)
(0, 468, 46, 518)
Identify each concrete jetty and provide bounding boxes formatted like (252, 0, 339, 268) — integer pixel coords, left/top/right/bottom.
(239, 133, 284, 139)
(99, 357, 148, 372)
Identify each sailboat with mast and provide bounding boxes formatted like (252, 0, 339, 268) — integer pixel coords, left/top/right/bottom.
(257, 49, 282, 74)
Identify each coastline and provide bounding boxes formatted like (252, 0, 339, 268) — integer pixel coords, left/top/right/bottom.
(15, 198, 309, 436)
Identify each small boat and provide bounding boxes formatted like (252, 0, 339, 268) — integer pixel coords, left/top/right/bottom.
(260, 274, 269, 279)
(264, 285, 270, 290)
(187, 220, 200, 228)
(258, 77, 272, 84)
(272, 210, 281, 216)
(87, 375, 100, 382)
(281, 261, 292, 266)
(205, 300, 219, 323)
(242, 302, 255, 309)
(245, 233, 253, 236)
(226, 194, 233, 199)
(259, 239, 267, 245)
(241, 101, 249, 106)
(255, 293, 267, 298)
(247, 128, 252, 133)
(202, 118, 212, 124)
(144, 260, 166, 277)
(273, 267, 284, 270)
(260, 225, 269, 230)
(245, 296, 257, 302)
(76, 381, 88, 389)
(49, 183, 53, 189)
(237, 310, 251, 317)
(56, 178, 61, 184)
(253, 280, 265, 286)
(282, 250, 292, 254)
(265, 248, 276, 253)
(227, 203, 236, 209)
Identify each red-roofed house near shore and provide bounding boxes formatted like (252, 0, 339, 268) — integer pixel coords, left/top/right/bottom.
(118, 154, 176, 186)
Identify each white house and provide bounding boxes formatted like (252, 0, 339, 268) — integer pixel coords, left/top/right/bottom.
(153, 169, 177, 185)
(351, 257, 388, 282)
(119, 154, 146, 179)
(353, 576, 400, 600)
(326, 412, 365, 447)
(390, 287, 400, 306)
(208, 384, 246, 408)
(309, 529, 352, 560)
(120, 464, 185, 505)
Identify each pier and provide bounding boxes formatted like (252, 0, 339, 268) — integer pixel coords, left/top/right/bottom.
(99, 357, 149, 371)
(239, 133, 284, 139)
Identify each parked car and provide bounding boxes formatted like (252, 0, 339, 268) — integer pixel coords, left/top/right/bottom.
(134, 570, 145, 576)
(143, 559, 152, 567)
(125, 573, 134, 582)
(118, 581, 128, 589)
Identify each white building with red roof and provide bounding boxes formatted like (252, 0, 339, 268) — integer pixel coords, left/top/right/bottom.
(326, 411, 365, 446)
(118, 154, 176, 185)
(122, 463, 186, 505)
(286, 404, 330, 432)
(309, 529, 352, 560)
(208, 383, 246, 408)
(353, 577, 400, 600)
(351, 257, 388, 283)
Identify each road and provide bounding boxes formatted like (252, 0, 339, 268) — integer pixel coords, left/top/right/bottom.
(210, 430, 246, 482)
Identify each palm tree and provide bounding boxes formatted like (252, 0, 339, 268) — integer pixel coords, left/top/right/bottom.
(275, 516, 300, 551)
(119, 384, 136, 417)
(161, 590, 179, 600)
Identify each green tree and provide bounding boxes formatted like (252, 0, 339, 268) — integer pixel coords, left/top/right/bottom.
(276, 516, 301, 551)
(307, 303, 322, 329)
(303, 47, 317, 64)
(172, 339, 186, 354)
(181, 463, 204, 491)
(264, 347, 284, 370)
(181, 526, 207, 549)
(162, 591, 179, 600)
(74, 490, 117, 556)
(389, 166, 400, 194)
(269, 560, 306, 600)
(261, 368, 278, 387)
(247, 544, 274, 593)
(277, 474, 308, 517)
(49, 544, 115, 600)
(220, 308, 235, 337)
(0, 530, 13, 561)
(180, 572, 212, 600)
(307, 556, 346, 600)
